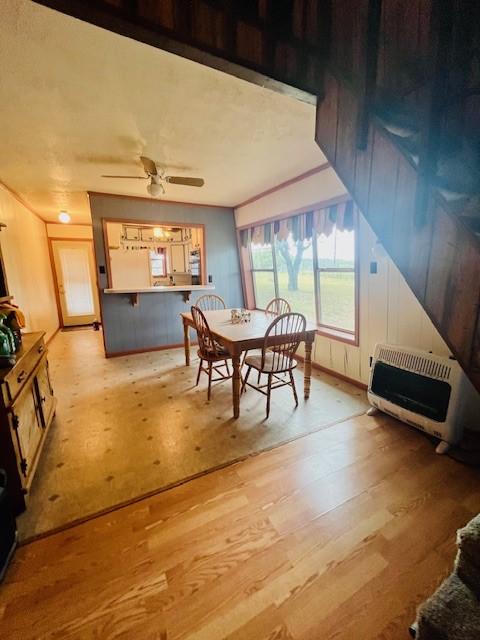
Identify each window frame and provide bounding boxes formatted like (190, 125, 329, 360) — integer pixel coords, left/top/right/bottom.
(247, 214, 359, 345)
(250, 242, 279, 309)
(150, 247, 167, 278)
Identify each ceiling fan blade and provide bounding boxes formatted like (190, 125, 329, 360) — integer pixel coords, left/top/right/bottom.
(101, 175, 148, 179)
(166, 176, 205, 187)
(140, 156, 158, 176)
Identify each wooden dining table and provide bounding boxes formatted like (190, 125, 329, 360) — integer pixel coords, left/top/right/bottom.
(180, 309, 317, 418)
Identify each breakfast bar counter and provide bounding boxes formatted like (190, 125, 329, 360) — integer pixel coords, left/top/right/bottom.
(104, 284, 215, 306)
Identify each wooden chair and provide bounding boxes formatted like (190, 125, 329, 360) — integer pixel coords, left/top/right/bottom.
(191, 305, 232, 400)
(195, 294, 226, 311)
(265, 297, 291, 317)
(241, 312, 306, 418)
(242, 298, 291, 380)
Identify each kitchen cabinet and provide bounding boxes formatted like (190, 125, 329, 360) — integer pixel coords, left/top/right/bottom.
(169, 244, 187, 273)
(0, 332, 56, 514)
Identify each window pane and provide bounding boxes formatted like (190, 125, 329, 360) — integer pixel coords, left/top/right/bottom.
(150, 250, 166, 276)
(275, 235, 316, 322)
(251, 243, 273, 269)
(318, 271, 355, 331)
(316, 229, 355, 269)
(252, 271, 275, 310)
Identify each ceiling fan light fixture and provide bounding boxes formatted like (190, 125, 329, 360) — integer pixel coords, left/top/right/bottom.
(58, 210, 71, 223)
(147, 181, 163, 197)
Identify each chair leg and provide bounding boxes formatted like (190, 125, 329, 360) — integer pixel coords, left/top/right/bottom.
(241, 366, 252, 394)
(224, 360, 230, 376)
(266, 373, 272, 418)
(207, 362, 213, 400)
(257, 370, 262, 384)
(196, 358, 203, 386)
(289, 369, 299, 406)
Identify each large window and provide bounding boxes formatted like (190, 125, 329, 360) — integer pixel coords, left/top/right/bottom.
(316, 228, 356, 333)
(248, 208, 357, 342)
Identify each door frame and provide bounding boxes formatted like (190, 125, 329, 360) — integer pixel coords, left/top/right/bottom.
(48, 237, 100, 328)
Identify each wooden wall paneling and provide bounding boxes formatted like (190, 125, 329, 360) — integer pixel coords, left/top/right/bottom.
(472, 315, 480, 379)
(315, 73, 338, 166)
(192, 1, 225, 50)
(425, 206, 459, 334)
(173, 0, 192, 39)
(354, 117, 375, 214)
(366, 128, 399, 249)
(391, 155, 431, 301)
(257, 0, 269, 21)
(137, 0, 175, 30)
(236, 20, 264, 67)
(292, 0, 304, 40)
(377, 0, 430, 103)
(364, 231, 389, 366)
(273, 41, 299, 85)
(221, 0, 236, 56)
(414, 0, 454, 229)
(441, 228, 480, 368)
(330, 0, 366, 82)
(425, 205, 480, 367)
(304, 0, 321, 46)
(356, 0, 381, 151)
(333, 82, 358, 188)
(304, 54, 319, 92)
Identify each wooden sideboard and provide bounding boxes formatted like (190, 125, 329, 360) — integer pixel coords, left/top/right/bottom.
(0, 332, 56, 514)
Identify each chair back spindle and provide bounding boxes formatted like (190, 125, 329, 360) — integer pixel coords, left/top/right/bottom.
(261, 312, 306, 372)
(191, 306, 224, 358)
(196, 294, 226, 311)
(265, 297, 291, 317)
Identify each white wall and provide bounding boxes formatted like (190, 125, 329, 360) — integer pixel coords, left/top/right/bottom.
(235, 174, 450, 385)
(236, 167, 346, 227)
(46, 223, 93, 239)
(0, 184, 59, 340)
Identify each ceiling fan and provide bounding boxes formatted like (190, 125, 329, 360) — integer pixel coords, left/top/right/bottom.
(102, 156, 205, 197)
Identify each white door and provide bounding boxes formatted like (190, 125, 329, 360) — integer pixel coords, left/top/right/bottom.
(170, 244, 186, 272)
(51, 240, 100, 326)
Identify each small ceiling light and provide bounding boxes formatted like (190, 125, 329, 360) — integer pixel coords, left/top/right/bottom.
(153, 227, 163, 238)
(147, 179, 164, 198)
(58, 211, 71, 224)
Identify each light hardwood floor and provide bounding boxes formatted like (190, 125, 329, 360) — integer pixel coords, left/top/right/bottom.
(2, 412, 479, 639)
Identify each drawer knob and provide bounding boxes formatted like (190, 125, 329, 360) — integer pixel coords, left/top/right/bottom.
(17, 370, 27, 383)
(38, 345, 45, 354)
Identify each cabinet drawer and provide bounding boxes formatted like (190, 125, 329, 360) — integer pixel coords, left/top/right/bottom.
(3, 335, 45, 405)
(10, 381, 43, 483)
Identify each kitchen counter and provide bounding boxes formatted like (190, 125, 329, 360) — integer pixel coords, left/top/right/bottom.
(103, 284, 215, 305)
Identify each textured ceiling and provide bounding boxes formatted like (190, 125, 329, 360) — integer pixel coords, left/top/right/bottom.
(0, 1, 324, 224)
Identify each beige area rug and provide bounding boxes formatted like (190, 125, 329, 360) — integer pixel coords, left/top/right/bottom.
(18, 329, 368, 540)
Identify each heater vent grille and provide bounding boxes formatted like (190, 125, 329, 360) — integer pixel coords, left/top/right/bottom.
(377, 347, 452, 381)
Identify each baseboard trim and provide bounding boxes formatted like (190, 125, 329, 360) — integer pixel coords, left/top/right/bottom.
(294, 354, 368, 390)
(106, 341, 197, 358)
